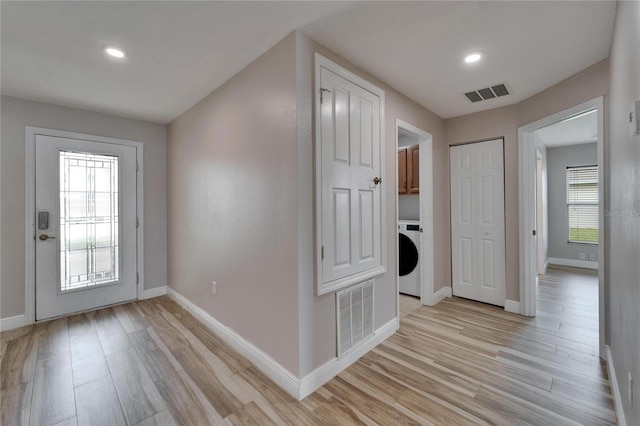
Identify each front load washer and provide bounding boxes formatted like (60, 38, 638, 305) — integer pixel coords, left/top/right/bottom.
(399, 220, 421, 297)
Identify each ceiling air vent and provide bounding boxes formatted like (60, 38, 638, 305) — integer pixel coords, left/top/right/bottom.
(464, 82, 511, 103)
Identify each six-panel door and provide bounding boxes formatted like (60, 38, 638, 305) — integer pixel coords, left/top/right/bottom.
(450, 139, 506, 306)
(319, 66, 383, 290)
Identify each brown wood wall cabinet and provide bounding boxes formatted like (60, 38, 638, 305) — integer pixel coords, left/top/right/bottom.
(398, 144, 419, 194)
(397, 147, 408, 194)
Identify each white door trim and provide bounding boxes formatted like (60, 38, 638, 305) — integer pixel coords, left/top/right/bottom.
(314, 54, 386, 295)
(395, 120, 434, 310)
(24, 126, 144, 324)
(517, 97, 605, 358)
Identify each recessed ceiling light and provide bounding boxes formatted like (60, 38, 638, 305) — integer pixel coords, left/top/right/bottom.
(464, 52, 483, 64)
(104, 46, 126, 59)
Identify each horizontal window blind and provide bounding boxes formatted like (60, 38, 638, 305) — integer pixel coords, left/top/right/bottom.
(566, 165, 598, 244)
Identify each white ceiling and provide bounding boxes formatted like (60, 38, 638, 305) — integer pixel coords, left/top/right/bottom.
(1, 1, 616, 124)
(0, 1, 351, 123)
(303, 1, 615, 119)
(535, 109, 598, 147)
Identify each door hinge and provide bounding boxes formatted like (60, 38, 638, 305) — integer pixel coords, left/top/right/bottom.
(320, 88, 331, 104)
(136, 217, 140, 228)
(136, 162, 139, 172)
(532, 230, 537, 236)
(136, 273, 139, 284)
(321, 246, 324, 260)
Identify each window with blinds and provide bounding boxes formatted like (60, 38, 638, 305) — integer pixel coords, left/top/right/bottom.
(566, 165, 598, 244)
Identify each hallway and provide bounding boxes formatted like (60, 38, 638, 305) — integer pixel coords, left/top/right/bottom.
(537, 266, 599, 346)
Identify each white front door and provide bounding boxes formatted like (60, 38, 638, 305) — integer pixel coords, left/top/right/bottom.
(35, 135, 138, 320)
(450, 139, 506, 306)
(318, 62, 384, 294)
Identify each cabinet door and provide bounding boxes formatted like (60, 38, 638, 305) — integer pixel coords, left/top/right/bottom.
(319, 65, 384, 292)
(408, 144, 420, 193)
(398, 147, 408, 194)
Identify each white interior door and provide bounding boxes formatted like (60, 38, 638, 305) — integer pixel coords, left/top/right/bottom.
(318, 64, 384, 293)
(450, 139, 506, 306)
(35, 135, 137, 320)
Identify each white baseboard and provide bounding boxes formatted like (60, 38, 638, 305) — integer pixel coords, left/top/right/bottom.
(432, 286, 452, 305)
(167, 287, 398, 400)
(548, 257, 598, 270)
(167, 287, 301, 398)
(140, 286, 167, 300)
(0, 314, 27, 332)
(543, 259, 550, 274)
(298, 318, 397, 400)
(606, 345, 627, 426)
(504, 299, 521, 314)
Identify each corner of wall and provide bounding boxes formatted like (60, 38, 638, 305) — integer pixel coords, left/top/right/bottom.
(605, 0, 640, 423)
(165, 31, 302, 377)
(294, 29, 317, 378)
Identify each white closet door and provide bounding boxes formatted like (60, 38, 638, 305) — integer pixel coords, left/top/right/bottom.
(318, 65, 384, 294)
(450, 139, 506, 306)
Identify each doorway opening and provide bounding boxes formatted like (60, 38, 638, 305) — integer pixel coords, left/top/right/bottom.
(518, 97, 605, 358)
(395, 120, 434, 321)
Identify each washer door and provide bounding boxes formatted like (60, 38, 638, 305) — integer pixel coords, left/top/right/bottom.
(399, 233, 419, 276)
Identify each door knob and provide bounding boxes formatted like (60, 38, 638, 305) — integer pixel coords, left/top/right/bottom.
(373, 177, 382, 185)
(38, 234, 55, 241)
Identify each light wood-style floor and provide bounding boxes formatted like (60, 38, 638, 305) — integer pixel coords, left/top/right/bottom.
(1, 266, 614, 425)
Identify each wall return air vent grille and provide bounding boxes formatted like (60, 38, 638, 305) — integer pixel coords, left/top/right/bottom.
(464, 82, 511, 103)
(337, 280, 374, 358)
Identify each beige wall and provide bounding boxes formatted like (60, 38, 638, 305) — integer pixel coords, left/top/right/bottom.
(519, 60, 610, 126)
(607, 1, 640, 423)
(167, 33, 301, 374)
(167, 30, 447, 377)
(295, 32, 447, 375)
(445, 60, 609, 302)
(0, 96, 167, 319)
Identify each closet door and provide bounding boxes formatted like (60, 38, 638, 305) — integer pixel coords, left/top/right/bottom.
(450, 139, 505, 306)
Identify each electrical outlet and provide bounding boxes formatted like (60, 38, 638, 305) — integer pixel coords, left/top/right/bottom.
(589, 253, 596, 261)
(211, 281, 217, 295)
(579, 253, 586, 260)
(629, 372, 634, 405)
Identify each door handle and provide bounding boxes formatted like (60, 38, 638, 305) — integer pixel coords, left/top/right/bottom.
(373, 177, 382, 185)
(38, 234, 56, 241)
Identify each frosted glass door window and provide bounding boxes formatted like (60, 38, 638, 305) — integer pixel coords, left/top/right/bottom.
(59, 151, 120, 292)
